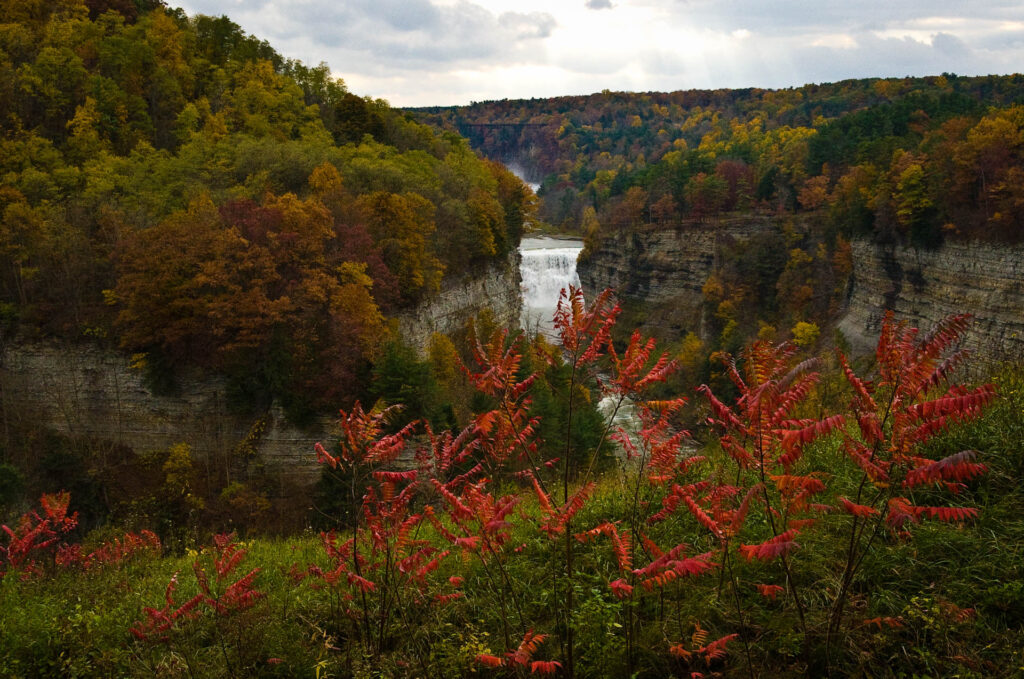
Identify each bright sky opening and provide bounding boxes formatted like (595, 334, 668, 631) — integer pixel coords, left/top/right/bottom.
(173, 0, 1024, 107)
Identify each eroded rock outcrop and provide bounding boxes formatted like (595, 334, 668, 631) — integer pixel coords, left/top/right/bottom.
(0, 253, 521, 485)
(0, 342, 326, 485)
(397, 251, 521, 348)
(837, 239, 1024, 371)
(577, 217, 773, 335)
(581, 218, 1024, 373)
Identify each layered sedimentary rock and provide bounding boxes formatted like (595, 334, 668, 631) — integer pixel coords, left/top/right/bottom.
(577, 217, 772, 335)
(397, 251, 521, 349)
(837, 239, 1024, 371)
(0, 342, 326, 485)
(0, 253, 521, 484)
(581, 217, 1024, 372)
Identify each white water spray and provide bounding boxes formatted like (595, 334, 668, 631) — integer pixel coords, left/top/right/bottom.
(519, 237, 583, 337)
(519, 235, 644, 462)
(506, 161, 541, 193)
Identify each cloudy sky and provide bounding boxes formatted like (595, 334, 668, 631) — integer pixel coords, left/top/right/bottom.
(173, 0, 1024, 107)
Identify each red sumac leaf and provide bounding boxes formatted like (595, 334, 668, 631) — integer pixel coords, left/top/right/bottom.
(476, 653, 504, 668)
(738, 529, 800, 562)
(530, 660, 562, 675)
(838, 496, 878, 517)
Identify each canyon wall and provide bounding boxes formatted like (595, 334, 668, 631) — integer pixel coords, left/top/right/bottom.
(396, 251, 521, 349)
(837, 239, 1024, 371)
(578, 216, 773, 336)
(0, 253, 521, 485)
(0, 342, 326, 486)
(581, 219, 1024, 372)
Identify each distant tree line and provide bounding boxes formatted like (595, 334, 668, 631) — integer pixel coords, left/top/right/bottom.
(416, 74, 1024, 245)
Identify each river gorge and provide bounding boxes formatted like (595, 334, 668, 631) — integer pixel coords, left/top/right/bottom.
(0, 236, 588, 486)
(3, 220, 1022, 488)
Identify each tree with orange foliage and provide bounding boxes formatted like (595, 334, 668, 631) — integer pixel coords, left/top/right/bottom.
(685, 311, 993, 675)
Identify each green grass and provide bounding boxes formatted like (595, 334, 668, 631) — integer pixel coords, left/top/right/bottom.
(2, 368, 1023, 678)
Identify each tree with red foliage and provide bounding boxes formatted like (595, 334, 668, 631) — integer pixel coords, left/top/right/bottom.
(55, 529, 161, 570)
(132, 533, 265, 676)
(311, 403, 485, 672)
(476, 630, 562, 675)
(826, 312, 995, 660)
(686, 339, 843, 650)
(1, 491, 78, 579)
(684, 312, 993, 674)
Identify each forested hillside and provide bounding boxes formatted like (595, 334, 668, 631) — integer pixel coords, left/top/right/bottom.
(417, 76, 1024, 376)
(416, 75, 1024, 244)
(0, 0, 533, 418)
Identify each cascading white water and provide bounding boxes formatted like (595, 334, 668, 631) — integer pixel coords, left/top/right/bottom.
(506, 161, 541, 194)
(519, 236, 583, 337)
(519, 235, 644, 463)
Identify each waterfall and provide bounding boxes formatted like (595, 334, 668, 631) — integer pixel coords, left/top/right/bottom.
(519, 235, 645, 463)
(506, 161, 541, 193)
(519, 236, 583, 337)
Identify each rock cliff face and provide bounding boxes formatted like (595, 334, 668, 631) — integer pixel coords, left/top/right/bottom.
(837, 239, 1024, 371)
(397, 251, 522, 348)
(582, 218, 1024, 371)
(0, 342, 327, 485)
(577, 217, 773, 335)
(0, 253, 521, 485)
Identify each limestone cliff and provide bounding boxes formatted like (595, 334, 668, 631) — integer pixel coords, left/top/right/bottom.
(581, 219, 1024, 373)
(577, 217, 773, 335)
(837, 239, 1024, 371)
(397, 251, 522, 348)
(0, 253, 521, 485)
(0, 342, 327, 485)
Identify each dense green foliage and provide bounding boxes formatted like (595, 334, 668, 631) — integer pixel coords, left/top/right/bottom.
(2, 306, 1021, 678)
(416, 75, 1024, 245)
(0, 0, 533, 415)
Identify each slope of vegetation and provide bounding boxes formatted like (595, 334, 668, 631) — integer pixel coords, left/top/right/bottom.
(2, 297, 1021, 678)
(416, 75, 1024, 246)
(0, 0, 534, 419)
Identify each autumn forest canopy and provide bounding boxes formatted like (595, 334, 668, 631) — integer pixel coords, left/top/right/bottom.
(0, 0, 533, 416)
(417, 73, 1024, 247)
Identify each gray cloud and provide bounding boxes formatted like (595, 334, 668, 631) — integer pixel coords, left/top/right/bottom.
(558, 49, 627, 75)
(659, 0, 1023, 34)
(500, 12, 557, 40)
(271, 1, 555, 68)
(175, 0, 1024, 106)
(179, 0, 554, 70)
(176, 0, 270, 14)
(639, 49, 688, 77)
(932, 32, 970, 57)
(969, 26, 1024, 52)
(738, 33, 986, 87)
